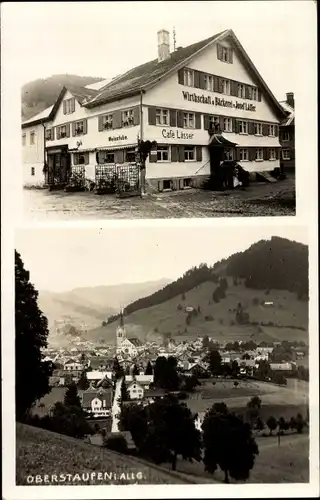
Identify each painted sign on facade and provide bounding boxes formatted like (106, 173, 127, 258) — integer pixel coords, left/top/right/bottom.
(182, 91, 257, 112)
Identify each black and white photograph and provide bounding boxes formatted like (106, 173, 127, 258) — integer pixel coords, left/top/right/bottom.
(17, 1, 300, 220)
(14, 225, 310, 486)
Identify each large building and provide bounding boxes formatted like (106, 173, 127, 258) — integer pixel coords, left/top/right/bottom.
(21, 28, 288, 191)
(279, 92, 295, 173)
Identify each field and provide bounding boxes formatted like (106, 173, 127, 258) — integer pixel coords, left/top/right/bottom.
(92, 279, 308, 344)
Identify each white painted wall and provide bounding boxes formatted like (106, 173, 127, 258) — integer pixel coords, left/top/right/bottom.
(22, 123, 46, 186)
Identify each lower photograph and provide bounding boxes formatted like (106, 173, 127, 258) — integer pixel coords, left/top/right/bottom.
(14, 224, 309, 486)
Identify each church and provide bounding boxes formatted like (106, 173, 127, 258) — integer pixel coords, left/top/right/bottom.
(116, 311, 142, 357)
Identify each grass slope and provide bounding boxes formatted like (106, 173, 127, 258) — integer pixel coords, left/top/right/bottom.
(90, 279, 308, 344)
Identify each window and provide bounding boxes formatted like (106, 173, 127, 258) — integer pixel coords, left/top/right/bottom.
(31, 167, 35, 176)
(221, 46, 232, 63)
(282, 149, 291, 160)
(102, 114, 113, 129)
(239, 148, 249, 161)
(157, 146, 169, 162)
(163, 180, 172, 190)
(45, 129, 52, 141)
(183, 178, 192, 188)
(204, 74, 214, 91)
(255, 148, 263, 160)
(209, 115, 220, 132)
(237, 84, 245, 98)
(155, 108, 169, 126)
(73, 152, 88, 165)
(122, 109, 134, 126)
(184, 146, 195, 161)
(224, 148, 234, 160)
(268, 125, 276, 136)
(74, 121, 84, 135)
(98, 151, 114, 164)
(125, 149, 136, 162)
(183, 69, 194, 86)
(64, 98, 75, 114)
(183, 112, 195, 129)
(282, 131, 290, 141)
(223, 117, 233, 132)
(269, 148, 276, 160)
(59, 125, 67, 138)
(22, 134, 26, 146)
(30, 131, 36, 145)
(221, 79, 230, 95)
(238, 121, 248, 134)
(254, 123, 263, 135)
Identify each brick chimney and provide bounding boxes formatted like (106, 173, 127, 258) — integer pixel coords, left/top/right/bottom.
(286, 92, 294, 108)
(157, 29, 170, 62)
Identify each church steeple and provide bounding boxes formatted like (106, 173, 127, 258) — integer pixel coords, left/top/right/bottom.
(116, 308, 126, 350)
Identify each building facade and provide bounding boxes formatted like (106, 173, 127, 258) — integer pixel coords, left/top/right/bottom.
(21, 28, 288, 191)
(279, 92, 295, 173)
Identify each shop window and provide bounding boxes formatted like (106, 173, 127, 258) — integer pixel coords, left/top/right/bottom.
(239, 148, 249, 161)
(156, 108, 169, 126)
(30, 131, 36, 145)
(183, 69, 194, 87)
(204, 75, 214, 91)
(223, 118, 233, 132)
(157, 146, 169, 162)
(184, 146, 195, 161)
(99, 151, 115, 164)
(254, 123, 263, 135)
(238, 121, 248, 134)
(255, 148, 264, 161)
(31, 167, 35, 176)
(269, 148, 276, 160)
(121, 109, 134, 127)
(268, 125, 275, 136)
(125, 149, 136, 162)
(22, 134, 26, 146)
(183, 112, 195, 129)
(74, 152, 89, 165)
(282, 149, 290, 160)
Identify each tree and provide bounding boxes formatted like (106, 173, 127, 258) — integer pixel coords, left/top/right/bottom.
(231, 360, 239, 377)
(183, 374, 201, 392)
(145, 361, 153, 375)
(132, 364, 139, 376)
(266, 416, 277, 435)
(246, 396, 262, 425)
(120, 379, 129, 404)
(77, 371, 89, 390)
(202, 403, 259, 483)
(64, 382, 81, 408)
(255, 360, 272, 380)
(113, 357, 124, 379)
(15, 251, 53, 421)
(206, 349, 222, 376)
(48, 401, 91, 438)
(295, 413, 305, 434)
(202, 335, 210, 349)
(154, 356, 180, 391)
(255, 417, 265, 432)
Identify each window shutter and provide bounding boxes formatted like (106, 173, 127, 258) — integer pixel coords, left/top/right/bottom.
(194, 70, 201, 89)
(96, 152, 100, 164)
(214, 76, 220, 93)
(275, 148, 280, 160)
(178, 146, 185, 162)
(177, 110, 184, 128)
(219, 116, 224, 132)
(84, 152, 89, 165)
(133, 106, 140, 126)
(199, 73, 206, 90)
(115, 150, 124, 163)
(230, 81, 237, 96)
(233, 118, 238, 133)
(51, 127, 55, 140)
(72, 122, 76, 137)
(149, 146, 157, 163)
(248, 122, 254, 135)
(196, 146, 202, 161)
(73, 154, 78, 166)
(203, 114, 210, 131)
(195, 113, 201, 129)
(63, 101, 66, 114)
(245, 86, 249, 99)
(56, 127, 60, 140)
(178, 69, 184, 85)
(98, 115, 104, 132)
(218, 78, 224, 93)
(235, 148, 240, 161)
(249, 148, 256, 161)
(171, 145, 178, 162)
(66, 123, 70, 138)
(158, 180, 164, 192)
(258, 89, 262, 102)
(83, 119, 87, 135)
(71, 98, 76, 112)
(229, 48, 233, 63)
(217, 43, 222, 60)
(170, 109, 177, 127)
(262, 123, 268, 136)
(113, 110, 122, 129)
(263, 148, 269, 160)
(148, 107, 156, 126)
(275, 125, 279, 137)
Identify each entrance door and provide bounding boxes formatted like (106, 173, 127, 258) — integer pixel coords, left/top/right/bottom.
(47, 152, 71, 187)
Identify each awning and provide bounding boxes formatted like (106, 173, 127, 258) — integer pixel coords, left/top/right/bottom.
(208, 134, 238, 147)
(96, 143, 137, 152)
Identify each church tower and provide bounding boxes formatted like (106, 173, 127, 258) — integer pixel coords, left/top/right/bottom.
(116, 309, 126, 350)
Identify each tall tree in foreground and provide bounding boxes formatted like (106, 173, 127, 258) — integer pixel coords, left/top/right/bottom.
(15, 250, 53, 421)
(202, 403, 259, 483)
(64, 382, 82, 408)
(145, 361, 153, 375)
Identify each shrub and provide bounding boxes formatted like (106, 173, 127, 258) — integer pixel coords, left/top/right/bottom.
(234, 381, 239, 387)
(205, 315, 214, 322)
(105, 434, 128, 453)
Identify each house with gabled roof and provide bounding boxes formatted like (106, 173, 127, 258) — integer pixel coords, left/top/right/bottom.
(22, 28, 288, 191)
(279, 92, 295, 173)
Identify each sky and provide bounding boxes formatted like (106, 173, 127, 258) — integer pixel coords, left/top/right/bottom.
(2, 1, 316, 101)
(15, 224, 308, 293)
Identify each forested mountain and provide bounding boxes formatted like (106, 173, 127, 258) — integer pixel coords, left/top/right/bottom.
(106, 237, 308, 324)
(21, 74, 105, 121)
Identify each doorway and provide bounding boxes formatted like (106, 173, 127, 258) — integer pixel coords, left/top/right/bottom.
(47, 151, 71, 188)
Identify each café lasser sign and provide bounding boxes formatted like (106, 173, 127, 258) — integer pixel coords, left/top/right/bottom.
(182, 91, 256, 112)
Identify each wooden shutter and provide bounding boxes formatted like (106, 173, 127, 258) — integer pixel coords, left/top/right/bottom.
(73, 154, 78, 166)
(233, 118, 238, 133)
(63, 101, 66, 114)
(170, 109, 177, 127)
(258, 89, 262, 102)
(178, 146, 185, 162)
(115, 150, 124, 163)
(262, 123, 268, 136)
(133, 106, 140, 126)
(72, 122, 76, 137)
(194, 71, 201, 89)
(229, 48, 233, 63)
(83, 152, 89, 165)
(263, 148, 269, 160)
(214, 76, 220, 92)
(195, 113, 201, 129)
(275, 125, 279, 137)
(245, 86, 249, 99)
(51, 127, 55, 140)
(276, 148, 281, 160)
(178, 69, 184, 85)
(83, 119, 87, 135)
(203, 114, 210, 131)
(249, 148, 256, 161)
(148, 107, 156, 126)
(177, 110, 184, 128)
(171, 145, 178, 162)
(235, 148, 240, 161)
(230, 81, 237, 96)
(248, 122, 254, 135)
(98, 115, 104, 132)
(219, 116, 224, 132)
(217, 43, 223, 60)
(196, 146, 202, 161)
(199, 73, 206, 90)
(56, 127, 60, 140)
(158, 180, 164, 192)
(218, 78, 224, 93)
(113, 110, 122, 129)
(71, 98, 76, 112)
(66, 123, 70, 138)
(149, 145, 157, 163)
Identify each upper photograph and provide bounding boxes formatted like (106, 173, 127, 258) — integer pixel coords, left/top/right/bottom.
(21, 2, 296, 220)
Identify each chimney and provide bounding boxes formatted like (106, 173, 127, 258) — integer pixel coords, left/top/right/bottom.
(157, 29, 170, 62)
(286, 92, 294, 108)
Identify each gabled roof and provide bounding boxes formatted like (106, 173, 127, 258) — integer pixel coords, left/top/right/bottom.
(127, 337, 142, 347)
(85, 29, 287, 119)
(22, 105, 54, 128)
(279, 100, 295, 126)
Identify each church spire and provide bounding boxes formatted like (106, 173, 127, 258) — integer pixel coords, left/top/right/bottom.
(119, 308, 124, 327)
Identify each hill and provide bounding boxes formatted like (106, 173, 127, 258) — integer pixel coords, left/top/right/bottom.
(21, 74, 105, 121)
